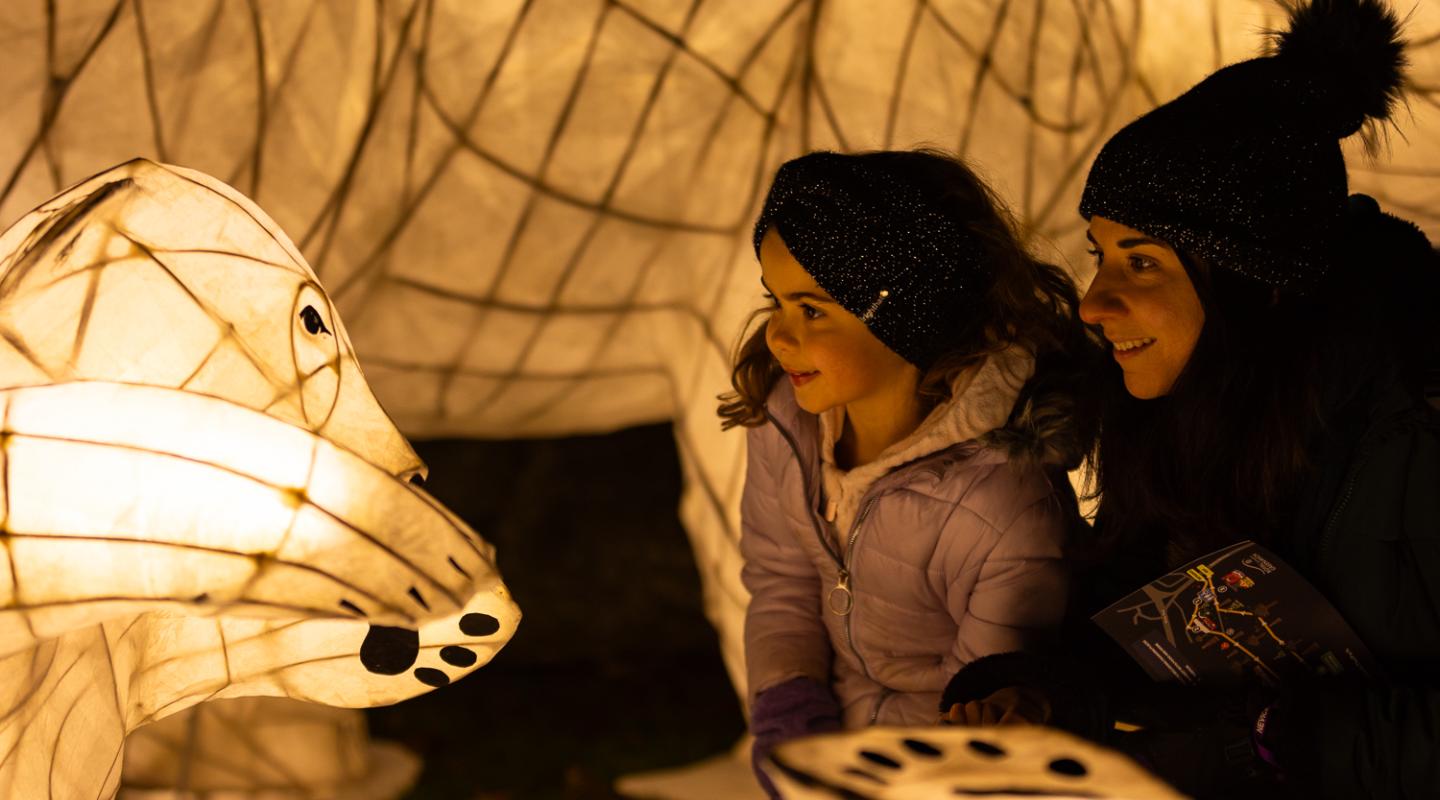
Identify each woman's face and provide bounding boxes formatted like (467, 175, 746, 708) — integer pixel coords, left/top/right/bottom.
(1079, 216, 1206, 399)
(758, 227, 918, 416)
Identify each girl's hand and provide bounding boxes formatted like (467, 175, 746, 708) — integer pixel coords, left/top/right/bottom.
(940, 686, 1052, 727)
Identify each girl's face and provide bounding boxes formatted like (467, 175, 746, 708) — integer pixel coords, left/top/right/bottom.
(1079, 216, 1205, 399)
(758, 228, 919, 416)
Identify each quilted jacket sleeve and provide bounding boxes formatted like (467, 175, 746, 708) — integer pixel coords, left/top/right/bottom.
(945, 483, 1071, 665)
(739, 424, 833, 704)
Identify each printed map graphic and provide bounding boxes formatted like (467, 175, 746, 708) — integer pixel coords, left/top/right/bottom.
(1093, 542, 1381, 686)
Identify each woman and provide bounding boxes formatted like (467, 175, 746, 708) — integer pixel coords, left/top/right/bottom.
(940, 1, 1440, 797)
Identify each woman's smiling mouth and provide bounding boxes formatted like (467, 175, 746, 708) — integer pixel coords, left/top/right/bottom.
(1111, 337, 1155, 360)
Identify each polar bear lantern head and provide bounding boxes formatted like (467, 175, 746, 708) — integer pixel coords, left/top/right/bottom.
(0, 160, 520, 798)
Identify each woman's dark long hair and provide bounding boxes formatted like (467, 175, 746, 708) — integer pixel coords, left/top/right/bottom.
(1087, 202, 1440, 565)
(717, 148, 1100, 450)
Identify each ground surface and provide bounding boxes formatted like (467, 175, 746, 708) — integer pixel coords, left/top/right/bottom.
(366, 424, 746, 799)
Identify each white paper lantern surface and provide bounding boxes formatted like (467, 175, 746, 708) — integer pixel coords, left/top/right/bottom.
(765, 726, 1184, 800)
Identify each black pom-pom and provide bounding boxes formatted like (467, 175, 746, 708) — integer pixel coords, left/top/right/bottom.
(1272, 0, 1407, 138)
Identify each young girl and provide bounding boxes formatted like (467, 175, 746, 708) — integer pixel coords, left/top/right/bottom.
(941, 1, 1440, 797)
(718, 149, 1097, 790)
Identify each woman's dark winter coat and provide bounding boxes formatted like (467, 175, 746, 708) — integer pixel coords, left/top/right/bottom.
(945, 367, 1440, 799)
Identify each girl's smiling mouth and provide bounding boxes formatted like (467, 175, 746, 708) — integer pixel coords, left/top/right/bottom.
(786, 369, 819, 386)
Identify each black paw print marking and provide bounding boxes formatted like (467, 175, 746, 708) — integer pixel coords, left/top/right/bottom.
(967, 738, 1006, 758)
(441, 646, 477, 667)
(358, 612, 502, 689)
(775, 736, 1095, 798)
(1048, 757, 1088, 777)
(359, 625, 418, 675)
(414, 668, 449, 687)
(827, 739, 946, 788)
(769, 737, 945, 798)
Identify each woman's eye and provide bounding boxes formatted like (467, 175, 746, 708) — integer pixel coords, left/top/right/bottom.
(1085, 247, 1102, 264)
(1127, 255, 1157, 273)
(762, 292, 778, 308)
(300, 305, 331, 336)
(800, 304, 822, 320)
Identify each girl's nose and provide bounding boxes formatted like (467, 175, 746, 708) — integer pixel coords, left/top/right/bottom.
(765, 312, 797, 354)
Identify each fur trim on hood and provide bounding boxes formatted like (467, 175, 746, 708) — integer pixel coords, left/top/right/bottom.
(818, 344, 1089, 534)
(980, 348, 1093, 472)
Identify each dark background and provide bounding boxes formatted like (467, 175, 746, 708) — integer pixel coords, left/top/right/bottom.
(366, 424, 747, 799)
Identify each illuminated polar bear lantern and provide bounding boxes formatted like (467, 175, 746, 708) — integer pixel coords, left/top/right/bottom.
(0, 159, 519, 799)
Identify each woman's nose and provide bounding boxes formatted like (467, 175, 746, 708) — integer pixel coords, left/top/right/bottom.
(1079, 273, 1122, 325)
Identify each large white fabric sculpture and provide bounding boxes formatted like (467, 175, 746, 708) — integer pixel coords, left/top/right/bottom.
(0, 159, 519, 799)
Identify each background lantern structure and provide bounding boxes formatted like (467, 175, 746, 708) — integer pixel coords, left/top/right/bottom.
(0, 160, 519, 799)
(119, 698, 422, 800)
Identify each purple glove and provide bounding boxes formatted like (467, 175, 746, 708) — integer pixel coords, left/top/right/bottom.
(750, 677, 843, 798)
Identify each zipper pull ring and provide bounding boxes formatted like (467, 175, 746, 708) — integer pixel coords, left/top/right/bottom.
(828, 569, 854, 616)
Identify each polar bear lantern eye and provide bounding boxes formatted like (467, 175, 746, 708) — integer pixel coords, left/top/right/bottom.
(291, 288, 342, 427)
(300, 305, 331, 336)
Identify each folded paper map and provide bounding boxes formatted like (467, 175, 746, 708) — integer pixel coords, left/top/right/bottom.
(1092, 541, 1381, 686)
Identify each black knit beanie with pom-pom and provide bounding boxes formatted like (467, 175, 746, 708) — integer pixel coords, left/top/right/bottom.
(1079, 0, 1408, 293)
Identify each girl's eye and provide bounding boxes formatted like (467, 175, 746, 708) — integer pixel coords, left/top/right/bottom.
(800, 304, 822, 321)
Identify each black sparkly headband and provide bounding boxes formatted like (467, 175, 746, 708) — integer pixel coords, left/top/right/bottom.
(753, 151, 990, 369)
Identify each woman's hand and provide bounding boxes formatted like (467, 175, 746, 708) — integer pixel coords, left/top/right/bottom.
(940, 686, 1052, 727)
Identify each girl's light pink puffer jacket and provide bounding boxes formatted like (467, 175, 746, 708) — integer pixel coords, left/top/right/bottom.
(741, 379, 1076, 727)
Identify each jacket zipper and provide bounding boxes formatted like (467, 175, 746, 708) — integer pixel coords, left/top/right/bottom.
(763, 410, 883, 687)
(838, 498, 878, 684)
(869, 687, 895, 725)
(832, 498, 876, 617)
(1316, 448, 1371, 563)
